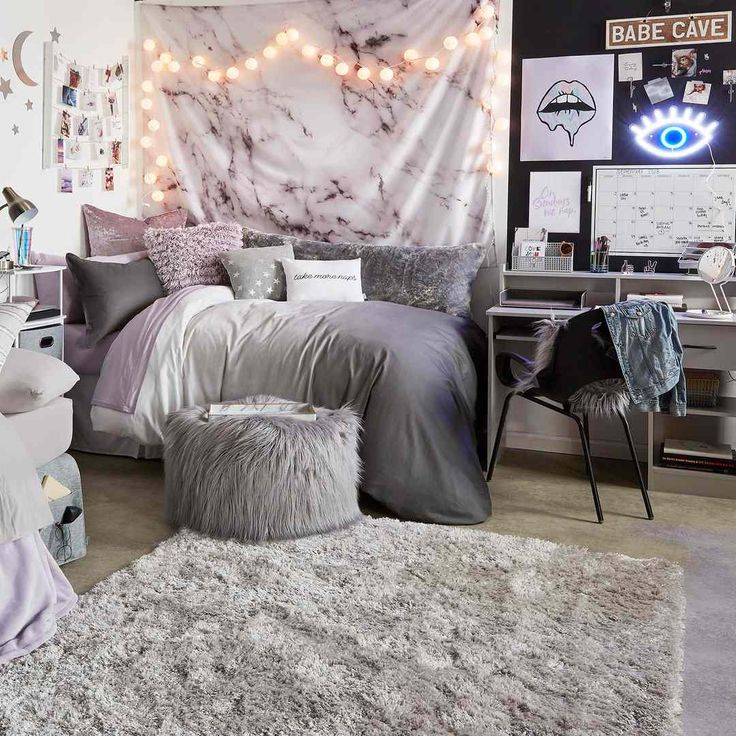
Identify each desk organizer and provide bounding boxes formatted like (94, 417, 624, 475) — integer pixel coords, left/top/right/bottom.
(511, 242, 574, 273)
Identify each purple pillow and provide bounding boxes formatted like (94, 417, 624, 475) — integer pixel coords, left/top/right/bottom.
(145, 222, 243, 294)
(32, 251, 148, 324)
(82, 204, 188, 256)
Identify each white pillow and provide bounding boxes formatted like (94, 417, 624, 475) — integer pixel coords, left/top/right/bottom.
(281, 258, 364, 303)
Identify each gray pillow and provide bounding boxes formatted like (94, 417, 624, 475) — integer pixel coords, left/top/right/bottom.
(242, 226, 485, 318)
(0, 348, 79, 414)
(66, 254, 165, 347)
(221, 244, 294, 300)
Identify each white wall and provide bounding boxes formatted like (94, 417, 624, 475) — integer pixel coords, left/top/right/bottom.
(0, 0, 137, 257)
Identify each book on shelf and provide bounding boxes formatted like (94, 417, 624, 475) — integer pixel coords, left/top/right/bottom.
(662, 438, 734, 461)
(627, 293, 684, 307)
(659, 442, 736, 475)
(208, 400, 317, 422)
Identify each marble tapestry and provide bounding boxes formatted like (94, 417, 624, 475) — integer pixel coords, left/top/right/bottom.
(139, 0, 497, 253)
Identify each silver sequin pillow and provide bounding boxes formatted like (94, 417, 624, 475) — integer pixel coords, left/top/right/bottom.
(221, 244, 294, 300)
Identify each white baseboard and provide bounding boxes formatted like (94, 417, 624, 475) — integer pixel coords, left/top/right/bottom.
(505, 431, 647, 462)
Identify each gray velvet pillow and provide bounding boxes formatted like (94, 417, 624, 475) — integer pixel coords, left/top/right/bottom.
(242, 226, 485, 318)
(66, 254, 165, 347)
(221, 244, 294, 300)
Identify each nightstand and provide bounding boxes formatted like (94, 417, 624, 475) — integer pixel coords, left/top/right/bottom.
(0, 265, 66, 360)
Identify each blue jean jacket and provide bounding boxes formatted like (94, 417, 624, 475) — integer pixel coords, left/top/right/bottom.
(601, 301, 687, 417)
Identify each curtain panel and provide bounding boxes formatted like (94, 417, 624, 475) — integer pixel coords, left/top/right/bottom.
(139, 0, 497, 250)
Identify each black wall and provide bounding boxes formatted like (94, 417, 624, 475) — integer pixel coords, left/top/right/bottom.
(508, 0, 736, 272)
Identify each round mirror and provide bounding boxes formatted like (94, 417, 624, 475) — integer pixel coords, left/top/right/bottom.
(698, 246, 735, 285)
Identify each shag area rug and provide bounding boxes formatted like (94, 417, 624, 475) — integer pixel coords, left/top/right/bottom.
(0, 519, 684, 736)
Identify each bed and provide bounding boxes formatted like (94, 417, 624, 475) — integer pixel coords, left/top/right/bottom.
(89, 287, 490, 524)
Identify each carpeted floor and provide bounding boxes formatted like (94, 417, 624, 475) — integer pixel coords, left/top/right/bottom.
(0, 519, 684, 736)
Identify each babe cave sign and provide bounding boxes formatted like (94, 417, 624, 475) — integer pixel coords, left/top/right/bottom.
(606, 12, 732, 50)
(520, 54, 614, 162)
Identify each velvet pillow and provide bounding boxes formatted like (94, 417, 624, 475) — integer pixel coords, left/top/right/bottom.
(242, 226, 485, 318)
(221, 244, 294, 300)
(146, 222, 243, 294)
(82, 204, 188, 256)
(66, 254, 165, 347)
(32, 251, 148, 324)
(0, 348, 79, 414)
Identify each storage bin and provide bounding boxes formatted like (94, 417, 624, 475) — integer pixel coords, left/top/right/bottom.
(17, 323, 63, 360)
(685, 369, 720, 408)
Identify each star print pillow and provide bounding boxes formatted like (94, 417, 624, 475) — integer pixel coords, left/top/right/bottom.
(221, 244, 294, 301)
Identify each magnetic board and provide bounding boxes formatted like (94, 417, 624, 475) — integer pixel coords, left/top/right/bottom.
(592, 165, 736, 257)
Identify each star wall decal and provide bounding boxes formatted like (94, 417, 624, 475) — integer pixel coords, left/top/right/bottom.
(0, 77, 12, 100)
(50, 27, 61, 43)
(0, 49, 8, 62)
(25, 99, 33, 111)
(11, 124, 19, 135)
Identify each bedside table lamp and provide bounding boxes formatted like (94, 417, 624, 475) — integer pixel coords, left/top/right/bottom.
(1, 187, 38, 268)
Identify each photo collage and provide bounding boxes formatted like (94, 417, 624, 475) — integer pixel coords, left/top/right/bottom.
(47, 49, 129, 193)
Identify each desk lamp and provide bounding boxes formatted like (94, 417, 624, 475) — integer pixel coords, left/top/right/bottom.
(0, 187, 38, 269)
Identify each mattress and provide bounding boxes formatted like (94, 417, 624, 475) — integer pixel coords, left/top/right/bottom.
(64, 324, 119, 376)
(6, 397, 73, 468)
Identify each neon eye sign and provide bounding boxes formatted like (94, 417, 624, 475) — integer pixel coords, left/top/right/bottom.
(630, 107, 718, 158)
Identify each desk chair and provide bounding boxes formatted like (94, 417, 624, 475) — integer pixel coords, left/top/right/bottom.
(487, 308, 654, 524)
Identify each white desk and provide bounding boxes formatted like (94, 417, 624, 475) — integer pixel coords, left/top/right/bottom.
(488, 270, 736, 499)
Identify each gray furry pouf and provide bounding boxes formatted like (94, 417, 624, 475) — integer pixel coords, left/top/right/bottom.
(164, 398, 363, 542)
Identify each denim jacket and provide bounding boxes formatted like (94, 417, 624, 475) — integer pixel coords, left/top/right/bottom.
(601, 301, 687, 417)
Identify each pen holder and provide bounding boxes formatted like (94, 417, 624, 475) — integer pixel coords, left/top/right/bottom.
(590, 237, 610, 274)
(11, 226, 33, 267)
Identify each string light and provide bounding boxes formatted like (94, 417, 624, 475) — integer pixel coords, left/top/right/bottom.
(245, 57, 259, 70)
(482, 140, 493, 155)
(168, 60, 181, 73)
(151, 190, 165, 203)
(479, 4, 496, 20)
(226, 66, 240, 80)
(192, 55, 206, 68)
(141, 80, 154, 93)
(143, 39, 156, 52)
(403, 49, 420, 62)
(335, 61, 350, 76)
(155, 154, 169, 167)
(140, 97, 153, 110)
(357, 67, 371, 80)
(495, 118, 510, 131)
(151, 60, 164, 73)
(275, 31, 289, 46)
(479, 26, 495, 41)
(320, 53, 335, 67)
(147, 119, 161, 132)
(263, 45, 277, 59)
(159, 52, 173, 65)
(379, 68, 394, 82)
(464, 32, 481, 47)
(208, 69, 222, 82)
(140, 136, 153, 149)
(496, 72, 510, 87)
(425, 57, 440, 71)
(286, 28, 300, 42)
(443, 36, 459, 50)
(143, 172, 158, 185)
(301, 45, 318, 59)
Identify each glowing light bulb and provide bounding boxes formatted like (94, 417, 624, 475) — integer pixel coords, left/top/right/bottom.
(496, 72, 510, 87)
(479, 4, 496, 19)
(495, 117, 510, 131)
(147, 119, 161, 132)
(151, 190, 165, 203)
(465, 32, 481, 47)
(155, 154, 169, 167)
(424, 57, 440, 71)
(335, 61, 350, 76)
(485, 160, 494, 174)
(482, 140, 493, 155)
(143, 172, 158, 185)
(403, 48, 420, 62)
(479, 26, 495, 41)
(286, 28, 300, 42)
(192, 55, 206, 69)
(245, 57, 259, 71)
(143, 38, 156, 52)
(301, 45, 318, 59)
(208, 69, 222, 82)
(226, 66, 240, 80)
(168, 60, 181, 73)
(320, 53, 334, 67)
(159, 52, 173, 65)
(141, 80, 154, 93)
(140, 136, 153, 149)
(140, 97, 153, 111)
(379, 67, 394, 82)
(275, 32, 289, 46)
(263, 45, 277, 59)
(443, 36, 459, 51)
(357, 66, 371, 80)
(151, 60, 164, 73)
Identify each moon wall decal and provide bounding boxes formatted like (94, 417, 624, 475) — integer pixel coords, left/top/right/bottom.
(13, 31, 38, 88)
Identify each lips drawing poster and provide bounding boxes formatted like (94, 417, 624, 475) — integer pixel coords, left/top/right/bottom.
(521, 54, 615, 161)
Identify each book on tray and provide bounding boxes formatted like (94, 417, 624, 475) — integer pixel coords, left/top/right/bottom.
(660, 439, 736, 475)
(208, 400, 317, 422)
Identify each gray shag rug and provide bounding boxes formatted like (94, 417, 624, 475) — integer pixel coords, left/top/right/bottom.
(0, 519, 684, 736)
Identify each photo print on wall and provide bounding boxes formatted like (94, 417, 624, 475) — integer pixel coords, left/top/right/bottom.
(521, 54, 615, 161)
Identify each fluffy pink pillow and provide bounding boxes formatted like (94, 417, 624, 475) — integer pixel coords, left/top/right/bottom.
(82, 204, 188, 256)
(145, 222, 243, 294)
(32, 251, 148, 324)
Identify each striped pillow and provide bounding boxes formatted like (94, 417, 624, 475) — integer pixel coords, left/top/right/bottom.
(0, 302, 35, 372)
